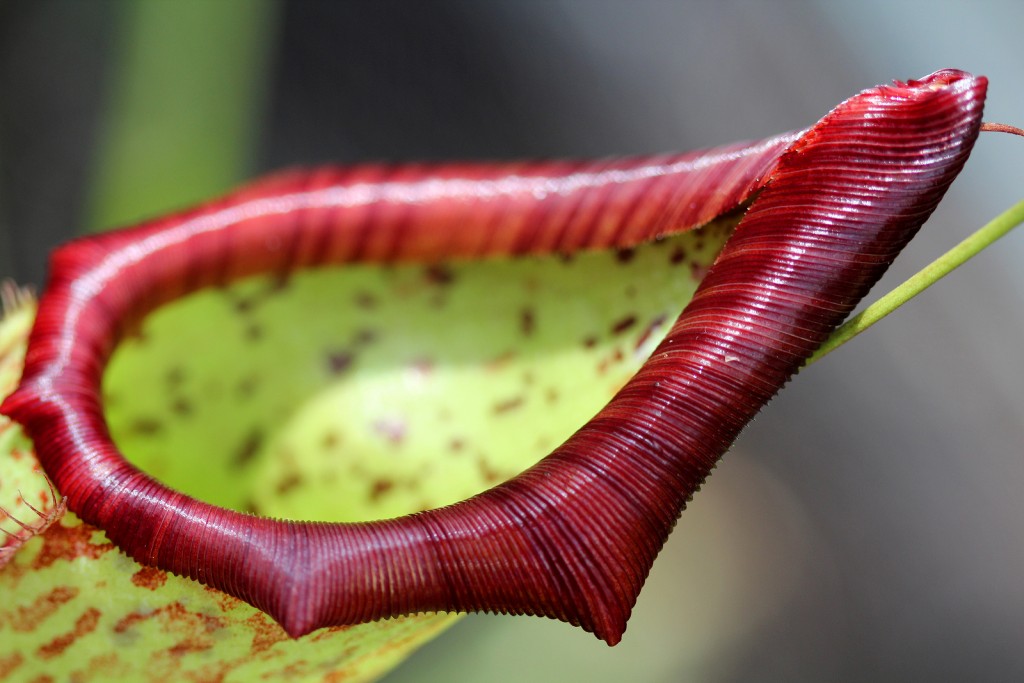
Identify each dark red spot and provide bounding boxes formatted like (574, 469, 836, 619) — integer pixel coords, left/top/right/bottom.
(322, 431, 341, 450)
(114, 602, 225, 635)
(485, 351, 516, 372)
(611, 315, 637, 335)
(0, 653, 23, 678)
(520, 308, 535, 336)
(244, 323, 264, 341)
(369, 479, 395, 502)
(582, 336, 598, 349)
(165, 366, 186, 387)
(169, 637, 215, 657)
(327, 350, 354, 375)
(493, 397, 524, 414)
(131, 566, 168, 591)
(237, 374, 259, 398)
(246, 613, 289, 655)
(233, 296, 255, 314)
(476, 457, 504, 484)
(34, 486, 55, 511)
(128, 417, 163, 436)
(9, 585, 79, 632)
(670, 245, 687, 264)
(22, 521, 114, 574)
(423, 264, 455, 286)
(170, 398, 193, 416)
(615, 248, 635, 263)
(36, 607, 100, 659)
(354, 290, 378, 309)
(690, 262, 710, 281)
(634, 314, 668, 351)
(113, 611, 145, 633)
(275, 473, 303, 496)
(232, 430, 263, 468)
(353, 328, 378, 346)
(597, 348, 626, 375)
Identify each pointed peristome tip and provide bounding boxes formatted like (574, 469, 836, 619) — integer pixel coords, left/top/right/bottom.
(280, 614, 314, 640)
(0, 386, 51, 428)
(255, 569, 323, 639)
(596, 625, 624, 647)
(0, 389, 27, 421)
(895, 68, 976, 89)
(577, 584, 632, 646)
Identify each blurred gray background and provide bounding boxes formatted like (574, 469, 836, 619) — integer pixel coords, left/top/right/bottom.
(2, 1, 1022, 681)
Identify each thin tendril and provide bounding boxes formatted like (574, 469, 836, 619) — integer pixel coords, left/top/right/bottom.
(981, 122, 1024, 137)
(809, 199, 1024, 365)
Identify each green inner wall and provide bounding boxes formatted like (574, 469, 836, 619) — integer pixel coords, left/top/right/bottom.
(104, 219, 735, 523)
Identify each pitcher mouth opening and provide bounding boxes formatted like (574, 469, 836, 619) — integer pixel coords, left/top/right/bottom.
(0, 70, 988, 644)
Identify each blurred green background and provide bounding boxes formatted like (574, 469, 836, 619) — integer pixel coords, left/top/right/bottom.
(2, 1, 1024, 681)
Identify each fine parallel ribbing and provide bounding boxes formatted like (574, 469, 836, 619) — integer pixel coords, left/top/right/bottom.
(2, 70, 985, 644)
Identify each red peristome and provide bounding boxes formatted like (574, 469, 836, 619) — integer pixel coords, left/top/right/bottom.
(1, 70, 985, 644)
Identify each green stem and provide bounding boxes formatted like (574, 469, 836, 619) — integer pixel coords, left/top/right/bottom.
(87, 0, 278, 232)
(808, 199, 1024, 365)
